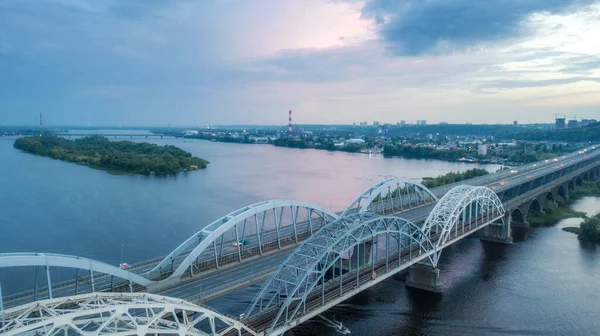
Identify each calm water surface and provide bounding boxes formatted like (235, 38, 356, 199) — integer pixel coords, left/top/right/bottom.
(1, 134, 599, 335)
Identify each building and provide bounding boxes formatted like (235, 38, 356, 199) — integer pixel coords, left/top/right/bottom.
(249, 136, 269, 144)
(359, 122, 368, 127)
(421, 120, 427, 125)
(567, 119, 579, 128)
(478, 144, 488, 156)
(581, 119, 597, 127)
(373, 121, 380, 127)
(555, 118, 566, 129)
(513, 121, 518, 126)
(346, 138, 366, 144)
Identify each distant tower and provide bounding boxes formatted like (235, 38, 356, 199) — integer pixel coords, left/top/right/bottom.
(39, 112, 43, 135)
(288, 110, 292, 136)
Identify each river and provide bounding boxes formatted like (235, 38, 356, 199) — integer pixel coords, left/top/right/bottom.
(0, 133, 599, 335)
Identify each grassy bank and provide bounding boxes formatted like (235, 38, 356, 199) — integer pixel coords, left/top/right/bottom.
(527, 199, 587, 227)
(527, 181, 600, 228)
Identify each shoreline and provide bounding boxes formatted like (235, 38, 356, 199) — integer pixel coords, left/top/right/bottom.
(13, 135, 208, 176)
(524, 181, 600, 242)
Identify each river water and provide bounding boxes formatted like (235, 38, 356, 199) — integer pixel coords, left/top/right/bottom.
(1, 133, 599, 335)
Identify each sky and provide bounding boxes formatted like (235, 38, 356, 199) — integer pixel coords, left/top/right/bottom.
(1, 0, 599, 127)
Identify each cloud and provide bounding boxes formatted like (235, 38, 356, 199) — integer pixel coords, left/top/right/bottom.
(361, 0, 597, 55)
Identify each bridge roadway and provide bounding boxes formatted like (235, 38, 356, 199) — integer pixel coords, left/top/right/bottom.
(2, 146, 598, 311)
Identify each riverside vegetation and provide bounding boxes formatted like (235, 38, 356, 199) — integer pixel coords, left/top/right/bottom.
(14, 135, 209, 175)
(553, 181, 600, 243)
(422, 168, 489, 188)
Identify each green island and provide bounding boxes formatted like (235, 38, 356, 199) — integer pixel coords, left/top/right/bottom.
(14, 135, 209, 175)
(553, 181, 600, 243)
(422, 168, 489, 188)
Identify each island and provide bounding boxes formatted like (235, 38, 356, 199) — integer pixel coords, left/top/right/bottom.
(14, 135, 209, 175)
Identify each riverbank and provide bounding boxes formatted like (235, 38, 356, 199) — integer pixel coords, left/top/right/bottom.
(527, 199, 587, 227)
(14, 135, 209, 175)
(524, 180, 600, 242)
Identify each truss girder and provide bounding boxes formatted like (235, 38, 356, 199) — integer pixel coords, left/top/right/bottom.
(422, 185, 505, 249)
(245, 214, 434, 330)
(0, 253, 153, 288)
(342, 179, 438, 217)
(0, 292, 258, 336)
(149, 199, 340, 279)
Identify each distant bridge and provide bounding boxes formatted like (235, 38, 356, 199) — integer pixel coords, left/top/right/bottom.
(1, 146, 599, 335)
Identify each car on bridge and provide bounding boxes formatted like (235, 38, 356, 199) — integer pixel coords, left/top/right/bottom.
(233, 238, 248, 247)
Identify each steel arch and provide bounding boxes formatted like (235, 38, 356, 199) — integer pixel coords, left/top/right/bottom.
(422, 185, 505, 249)
(0, 253, 153, 290)
(342, 178, 437, 217)
(149, 200, 340, 279)
(0, 292, 258, 336)
(245, 214, 434, 331)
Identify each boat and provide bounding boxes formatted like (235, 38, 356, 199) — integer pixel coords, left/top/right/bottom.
(317, 314, 351, 334)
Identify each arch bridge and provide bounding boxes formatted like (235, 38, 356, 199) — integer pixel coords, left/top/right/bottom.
(0, 292, 258, 336)
(244, 185, 505, 335)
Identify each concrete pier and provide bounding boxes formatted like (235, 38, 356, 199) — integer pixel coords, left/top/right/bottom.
(405, 264, 443, 293)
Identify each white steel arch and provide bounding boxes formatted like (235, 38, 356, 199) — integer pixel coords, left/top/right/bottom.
(0, 253, 153, 293)
(245, 214, 434, 332)
(422, 185, 505, 250)
(148, 200, 340, 280)
(0, 292, 258, 336)
(342, 178, 437, 217)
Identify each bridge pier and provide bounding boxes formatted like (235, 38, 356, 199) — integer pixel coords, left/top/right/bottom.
(405, 264, 443, 293)
(480, 214, 513, 244)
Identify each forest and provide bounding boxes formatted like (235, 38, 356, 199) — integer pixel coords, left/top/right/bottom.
(14, 135, 209, 175)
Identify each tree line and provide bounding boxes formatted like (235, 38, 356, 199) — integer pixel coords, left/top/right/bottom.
(14, 135, 209, 175)
(422, 168, 489, 188)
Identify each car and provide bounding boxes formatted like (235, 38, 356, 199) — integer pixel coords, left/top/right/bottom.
(119, 263, 131, 270)
(554, 158, 559, 162)
(489, 186, 495, 190)
(510, 170, 518, 173)
(533, 164, 537, 167)
(499, 181, 505, 186)
(526, 176, 531, 179)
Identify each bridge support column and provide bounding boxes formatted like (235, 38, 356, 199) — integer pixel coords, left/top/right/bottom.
(405, 264, 442, 293)
(480, 214, 513, 244)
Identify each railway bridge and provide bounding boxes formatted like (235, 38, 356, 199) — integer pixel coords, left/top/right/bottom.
(2, 146, 600, 336)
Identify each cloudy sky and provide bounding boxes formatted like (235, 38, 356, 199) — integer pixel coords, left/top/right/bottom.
(1, 0, 599, 126)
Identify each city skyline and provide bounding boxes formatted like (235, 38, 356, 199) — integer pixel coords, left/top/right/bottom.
(1, 0, 599, 126)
